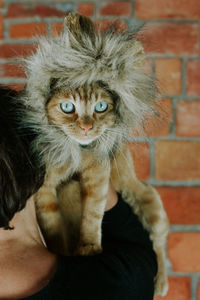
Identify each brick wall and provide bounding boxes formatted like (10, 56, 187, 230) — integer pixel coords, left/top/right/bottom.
(0, 1, 200, 299)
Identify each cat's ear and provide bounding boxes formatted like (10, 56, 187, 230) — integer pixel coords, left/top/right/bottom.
(64, 12, 95, 43)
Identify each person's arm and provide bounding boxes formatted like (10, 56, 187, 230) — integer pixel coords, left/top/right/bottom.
(26, 194, 157, 300)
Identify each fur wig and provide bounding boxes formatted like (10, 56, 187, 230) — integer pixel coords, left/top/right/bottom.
(21, 13, 157, 166)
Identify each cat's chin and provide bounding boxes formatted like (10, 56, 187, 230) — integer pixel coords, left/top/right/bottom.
(70, 136, 97, 146)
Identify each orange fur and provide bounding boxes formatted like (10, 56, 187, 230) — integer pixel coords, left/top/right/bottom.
(23, 12, 169, 296)
(35, 83, 169, 295)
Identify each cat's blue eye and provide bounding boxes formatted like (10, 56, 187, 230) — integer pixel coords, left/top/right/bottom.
(95, 101, 108, 113)
(60, 101, 75, 113)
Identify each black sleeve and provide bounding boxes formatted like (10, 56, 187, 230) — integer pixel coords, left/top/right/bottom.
(25, 194, 157, 300)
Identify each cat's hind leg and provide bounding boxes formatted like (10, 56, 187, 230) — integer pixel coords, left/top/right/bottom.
(110, 144, 169, 296)
(122, 184, 169, 296)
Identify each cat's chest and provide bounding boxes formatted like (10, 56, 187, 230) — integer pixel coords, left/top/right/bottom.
(52, 147, 109, 182)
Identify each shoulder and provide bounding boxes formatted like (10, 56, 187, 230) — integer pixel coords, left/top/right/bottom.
(0, 243, 57, 299)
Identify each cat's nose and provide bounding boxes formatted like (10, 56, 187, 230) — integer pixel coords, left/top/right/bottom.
(80, 124, 93, 133)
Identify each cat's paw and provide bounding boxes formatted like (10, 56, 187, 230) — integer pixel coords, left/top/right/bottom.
(76, 244, 102, 256)
(154, 272, 168, 296)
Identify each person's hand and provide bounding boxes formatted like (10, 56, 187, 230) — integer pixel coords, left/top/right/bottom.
(105, 182, 118, 211)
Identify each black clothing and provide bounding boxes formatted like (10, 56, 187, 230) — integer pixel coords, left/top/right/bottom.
(24, 195, 157, 300)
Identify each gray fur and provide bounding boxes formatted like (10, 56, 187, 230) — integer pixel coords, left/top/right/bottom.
(20, 13, 157, 167)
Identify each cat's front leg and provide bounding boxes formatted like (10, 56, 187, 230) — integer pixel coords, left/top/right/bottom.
(76, 155, 110, 256)
(35, 164, 70, 255)
(110, 144, 169, 296)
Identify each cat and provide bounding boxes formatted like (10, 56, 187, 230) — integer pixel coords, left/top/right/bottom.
(21, 13, 169, 296)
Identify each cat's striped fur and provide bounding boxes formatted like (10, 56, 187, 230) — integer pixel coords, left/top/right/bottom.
(21, 13, 169, 296)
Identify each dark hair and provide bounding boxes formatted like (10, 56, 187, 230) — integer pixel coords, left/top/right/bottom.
(0, 86, 44, 229)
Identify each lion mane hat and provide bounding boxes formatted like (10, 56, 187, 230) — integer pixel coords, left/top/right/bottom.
(24, 13, 156, 123)
(22, 13, 157, 165)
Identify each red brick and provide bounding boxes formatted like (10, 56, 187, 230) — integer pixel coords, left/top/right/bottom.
(168, 232, 200, 272)
(156, 186, 200, 225)
(7, 4, 66, 18)
(127, 143, 150, 180)
(187, 60, 200, 96)
(0, 0, 4, 9)
(94, 20, 127, 33)
(176, 100, 200, 137)
(197, 281, 200, 300)
(0, 63, 25, 78)
(155, 58, 181, 95)
(9, 23, 46, 39)
(154, 277, 190, 300)
(136, 0, 200, 20)
(140, 23, 199, 55)
(144, 58, 152, 75)
(0, 14, 3, 40)
(0, 44, 36, 59)
(143, 99, 172, 137)
(6, 83, 25, 91)
(155, 141, 200, 180)
(51, 23, 63, 37)
(77, 4, 95, 17)
(99, 2, 131, 17)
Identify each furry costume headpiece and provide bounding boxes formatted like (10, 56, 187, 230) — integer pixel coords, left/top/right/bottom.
(24, 13, 156, 126)
(22, 13, 157, 166)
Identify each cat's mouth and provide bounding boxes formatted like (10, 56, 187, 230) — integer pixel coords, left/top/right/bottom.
(67, 127, 107, 146)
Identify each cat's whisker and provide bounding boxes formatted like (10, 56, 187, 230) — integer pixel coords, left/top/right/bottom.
(105, 141, 121, 181)
(98, 134, 110, 158)
(103, 130, 131, 171)
(116, 144, 136, 174)
(106, 127, 130, 140)
(105, 129, 125, 139)
(99, 133, 120, 179)
(101, 131, 117, 155)
(97, 135, 107, 153)
(107, 141, 133, 180)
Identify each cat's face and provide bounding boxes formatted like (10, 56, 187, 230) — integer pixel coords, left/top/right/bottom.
(46, 83, 116, 145)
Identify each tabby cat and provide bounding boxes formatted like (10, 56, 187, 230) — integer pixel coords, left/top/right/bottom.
(21, 13, 169, 296)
